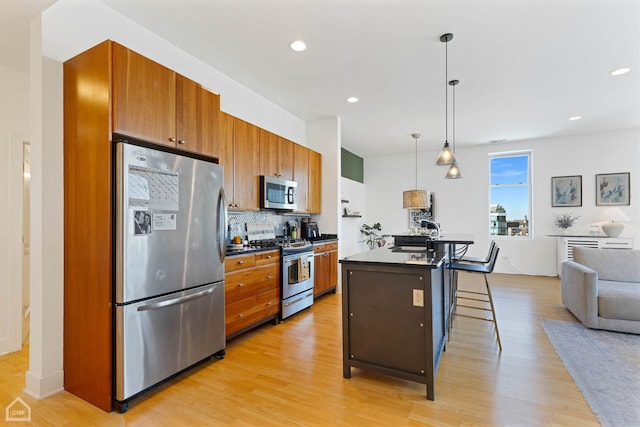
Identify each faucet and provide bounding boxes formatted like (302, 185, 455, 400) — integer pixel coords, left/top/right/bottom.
(420, 220, 441, 238)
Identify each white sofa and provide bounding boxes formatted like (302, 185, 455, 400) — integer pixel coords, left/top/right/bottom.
(561, 246, 640, 334)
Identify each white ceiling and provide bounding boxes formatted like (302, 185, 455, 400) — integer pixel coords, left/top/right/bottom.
(2, 0, 639, 158)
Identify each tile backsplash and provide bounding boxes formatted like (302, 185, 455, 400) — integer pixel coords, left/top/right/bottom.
(227, 211, 307, 243)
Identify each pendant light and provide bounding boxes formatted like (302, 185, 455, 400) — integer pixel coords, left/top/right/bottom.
(435, 33, 456, 166)
(402, 133, 429, 209)
(445, 79, 462, 179)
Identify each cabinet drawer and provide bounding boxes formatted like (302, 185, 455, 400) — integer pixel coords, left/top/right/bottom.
(225, 253, 255, 272)
(599, 239, 633, 249)
(255, 250, 279, 266)
(225, 288, 280, 336)
(225, 264, 280, 303)
(324, 241, 338, 251)
(313, 243, 326, 254)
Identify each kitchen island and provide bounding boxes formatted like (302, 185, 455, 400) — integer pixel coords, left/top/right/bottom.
(340, 244, 448, 400)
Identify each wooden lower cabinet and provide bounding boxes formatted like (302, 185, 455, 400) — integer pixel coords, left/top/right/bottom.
(313, 240, 338, 297)
(225, 250, 280, 337)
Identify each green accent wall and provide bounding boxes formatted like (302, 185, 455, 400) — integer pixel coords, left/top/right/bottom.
(341, 148, 364, 183)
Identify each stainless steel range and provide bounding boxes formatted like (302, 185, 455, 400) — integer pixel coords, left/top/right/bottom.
(248, 234, 314, 319)
(280, 240, 315, 319)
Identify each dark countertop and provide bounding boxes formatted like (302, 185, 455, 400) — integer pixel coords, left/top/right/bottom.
(310, 234, 338, 243)
(225, 246, 280, 256)
(340, 245, 446, 268)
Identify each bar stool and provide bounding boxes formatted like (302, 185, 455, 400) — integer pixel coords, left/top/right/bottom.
(449, 244, 502, 351)
(459, 240, 496, 264)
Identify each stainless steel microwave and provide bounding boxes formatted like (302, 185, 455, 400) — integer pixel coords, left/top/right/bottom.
(260, 176, 298, 210)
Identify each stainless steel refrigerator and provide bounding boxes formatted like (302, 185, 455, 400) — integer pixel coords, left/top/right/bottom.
(114, 139, 227, 411)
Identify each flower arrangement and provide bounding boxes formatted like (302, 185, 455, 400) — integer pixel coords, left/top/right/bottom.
(554, 213, 580, 229)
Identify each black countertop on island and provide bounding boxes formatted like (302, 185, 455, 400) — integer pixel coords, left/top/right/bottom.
(340, 245, 447, 268)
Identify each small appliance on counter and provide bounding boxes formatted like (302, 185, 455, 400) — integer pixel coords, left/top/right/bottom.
(301, 220, 320, 239)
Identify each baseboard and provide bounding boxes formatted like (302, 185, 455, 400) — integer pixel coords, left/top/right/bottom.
(24, 369, 64, 400)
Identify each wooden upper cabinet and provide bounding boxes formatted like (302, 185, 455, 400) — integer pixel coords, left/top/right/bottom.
(259, 128, 279, 177)
(112, 42, 176, 147)
(308, 149, 322, 214)
(176, 75, 220, 157)
(259, 130, 293, 180)
(232, 118, 260, 210)
(218, 112, 235, 206)
(293, 143, 309, 213)
(278, 137, 294, 180)
(112, 42, 220, 156)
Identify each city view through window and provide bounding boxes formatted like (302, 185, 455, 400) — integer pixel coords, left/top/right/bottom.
(490, 154, 530, 237)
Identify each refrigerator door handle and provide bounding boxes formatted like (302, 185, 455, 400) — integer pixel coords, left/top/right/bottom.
(137, 286, 216, 312)
(217, 187, 228, 262)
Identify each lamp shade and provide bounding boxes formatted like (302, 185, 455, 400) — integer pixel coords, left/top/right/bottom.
(403, 190, 428, 209)
(436, 141, 456, 166)
(445, 162, 462, 179)
(601, 207, 630, 222)
(600, 207, 630, 237)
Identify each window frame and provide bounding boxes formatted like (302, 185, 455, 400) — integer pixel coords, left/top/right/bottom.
(488, 150, 533, 239)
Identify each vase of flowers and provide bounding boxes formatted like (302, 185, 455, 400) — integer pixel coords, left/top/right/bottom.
(554, 213, 579, 233)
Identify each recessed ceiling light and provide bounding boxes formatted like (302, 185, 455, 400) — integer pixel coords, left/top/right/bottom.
(569, 116, 582, 121)
(290, 40, 307, 52)
(347, 97, 359, 103)
(611, 67, 631, 76)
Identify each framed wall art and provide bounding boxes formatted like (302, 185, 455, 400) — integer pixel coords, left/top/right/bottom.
(551, 175, 582, 207)
(596, 172, 630, 206)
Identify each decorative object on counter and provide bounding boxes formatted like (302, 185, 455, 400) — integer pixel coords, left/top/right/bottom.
(554, 212, 580, 233)
(444, 79, 462, 179)
(360, 222, 383, 250)
(599, 207, 630, 237)
(287, 219, 298, 239)
(435, 33, 460, 178)
(551, 175, 582, 207)
(596, 172, 630, 206)
(402, 133, 429, 209)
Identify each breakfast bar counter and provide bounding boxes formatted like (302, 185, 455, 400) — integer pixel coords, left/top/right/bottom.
(340, 245, 448, 400)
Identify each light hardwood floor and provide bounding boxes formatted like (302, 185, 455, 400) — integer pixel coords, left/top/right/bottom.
(0, 273, 599, 426)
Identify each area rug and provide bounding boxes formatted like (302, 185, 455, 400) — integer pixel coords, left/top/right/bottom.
(541, 319, 640, 427)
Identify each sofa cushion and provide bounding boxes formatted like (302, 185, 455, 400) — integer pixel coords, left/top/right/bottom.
(598, 280, 640, 322)
(573, 247, 640, 283)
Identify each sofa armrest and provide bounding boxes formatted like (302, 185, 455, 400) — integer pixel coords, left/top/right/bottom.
(561, 260, 599, 328)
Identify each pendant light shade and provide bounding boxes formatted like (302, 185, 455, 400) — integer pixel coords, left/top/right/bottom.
(403, 133, 429, 209)
(403, 190, 428, 209)
(435, 141, 456, 166)
(445, 79, 462, 179)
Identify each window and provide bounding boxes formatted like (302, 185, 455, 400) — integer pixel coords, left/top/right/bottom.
(490, 152, 531, 237)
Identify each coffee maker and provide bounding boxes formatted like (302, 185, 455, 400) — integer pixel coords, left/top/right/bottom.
(301, 221, 320, 239)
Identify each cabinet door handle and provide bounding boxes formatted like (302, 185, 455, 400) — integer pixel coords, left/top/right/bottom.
(266, 275, 273, 279)
(238, 283, 245, 287)
(169, 137, 177, 143)
(238, 313, 244, 318)
(178, 140, 186, 145)
(238, 260, 244, 264)
(266, 255, 272, 259)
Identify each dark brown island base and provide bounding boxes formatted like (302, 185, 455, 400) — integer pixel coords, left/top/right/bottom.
(340, 235, 474, 400)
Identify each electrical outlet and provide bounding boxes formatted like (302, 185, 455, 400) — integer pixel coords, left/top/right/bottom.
(413, 289, 424, 307)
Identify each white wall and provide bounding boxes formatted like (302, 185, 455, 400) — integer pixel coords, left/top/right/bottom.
(0, 65, 30, 356)
(340, 177, 368, 256)
(364, 129, 640, 276)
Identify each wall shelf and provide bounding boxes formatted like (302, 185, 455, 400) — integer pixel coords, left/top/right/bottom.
(342, 215, 362, 218)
